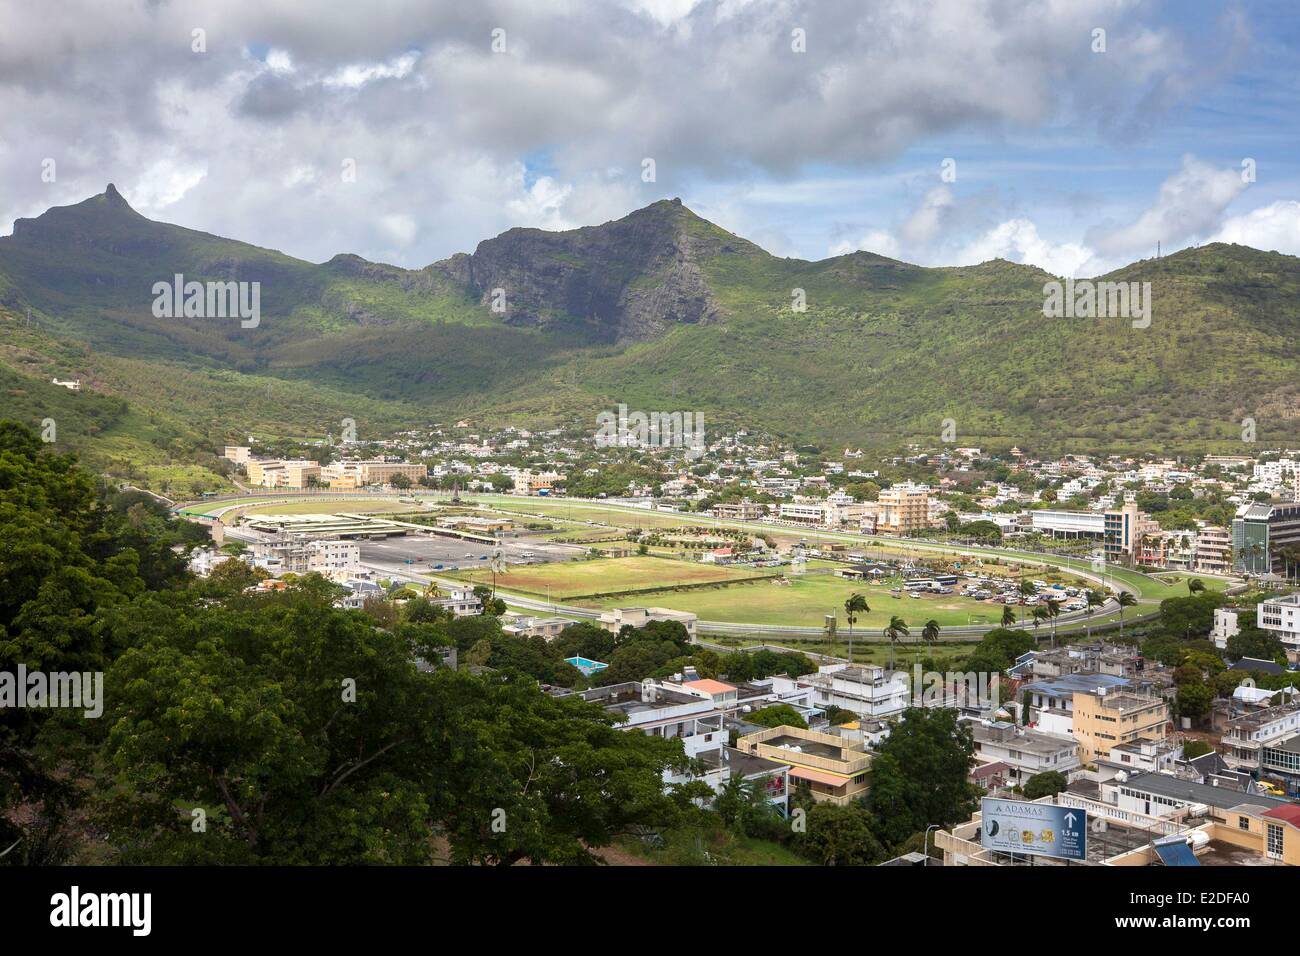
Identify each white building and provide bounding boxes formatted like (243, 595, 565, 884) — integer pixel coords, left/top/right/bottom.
(599, 606, 698, 639)
(802, 664, 910, 720)
(1258, 593, 1300, 664)
(970, 721, 1080, 786)
(1211, 608, 1242, 651)
(431, 586, 483, 618)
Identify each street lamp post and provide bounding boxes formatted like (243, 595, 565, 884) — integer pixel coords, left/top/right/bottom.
(924, 824, 941, 865)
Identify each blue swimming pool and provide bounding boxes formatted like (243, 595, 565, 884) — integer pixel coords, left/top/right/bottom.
(564, 656, 609, 676)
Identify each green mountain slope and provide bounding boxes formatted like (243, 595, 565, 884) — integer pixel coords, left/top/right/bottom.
(3, 185, 1300, 490)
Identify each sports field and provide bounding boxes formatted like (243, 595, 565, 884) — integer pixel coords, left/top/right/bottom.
(578, 573, 1044, 630)
(446, 555, 774, 599)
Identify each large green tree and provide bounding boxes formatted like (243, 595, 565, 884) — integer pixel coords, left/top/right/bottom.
(867, 708, 977, 848)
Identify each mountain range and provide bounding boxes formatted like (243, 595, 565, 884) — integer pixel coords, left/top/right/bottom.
(3, 185, 1300, 493)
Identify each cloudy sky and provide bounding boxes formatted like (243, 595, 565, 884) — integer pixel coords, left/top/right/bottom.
(2, 0, 1298, 276)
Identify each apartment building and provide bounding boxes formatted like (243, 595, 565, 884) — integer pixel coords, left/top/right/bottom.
(570, 681, 789, 812)
(306, 540, 361, 574)
(431, 586, 483, 618)
(500, 615, 577, 640)
(1211, 608, 1242, 650)
(1195, 525, 1233, 574)
(242, 458, 322, 489)
(1258, 592, 1300, 664)
(1233, 500, 1300, 575)
(249, 538, 360, 576)
(711, 500, 766, 520)
(1071, 687, 1169, 764)
(223, 445, 252, 465)
(1222, 699, 1300, 772)
(513, 470, 562, 495)
(359, 460, 427, 486)
(1022, 673, 1133, 737)
(802, 664, 911, 720)
(1104, 500, 1160, 563)
(737, 724, 872, 805)
(1137, 529, 1196, 570)
(598, 606, 698, 639)
(875, 482, 931, 535)
(970, 721, 1080, 786)
(1102, 772, 1286, 827)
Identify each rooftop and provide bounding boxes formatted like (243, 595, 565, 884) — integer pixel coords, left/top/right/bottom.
(1115, 772, 1286, 812)
(682, 678, 736, 696)
(1023, 673, 1131, 699)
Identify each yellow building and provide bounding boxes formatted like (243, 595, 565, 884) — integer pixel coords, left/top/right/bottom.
(282, 460, 321, 488)
(513, 470, 562, 495)
(875, 482, 932, 534)
(358, 460, 426, 485)
(1071, 688, 1168, 763)
(244, 459, 280, 486)
(736, 725, 871, 805)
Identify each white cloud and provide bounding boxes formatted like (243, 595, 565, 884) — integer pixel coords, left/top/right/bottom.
(505, 175, 576, 230)
(956, 218, 1100, 277)
(378, 213, 417, 247)
(1211, 201, 1300, 256)
(1087, 156, 1248, 258)
(323, 52, 420, 90)
(127, 160, 209, 213)
(898, 186, 954, 247)
(830, 229, 899, 259)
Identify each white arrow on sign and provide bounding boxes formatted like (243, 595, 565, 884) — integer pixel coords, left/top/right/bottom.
(1064, 812, 1077, 829)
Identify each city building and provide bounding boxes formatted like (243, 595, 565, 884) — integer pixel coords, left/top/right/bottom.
(1021, 673, 1133, 736)
(736, 724, 872, 805)
(430, 586, 483, 618)
(1104, 500, 1160, 563)
(1233, 501, 1300, 576)
(1195, 525, 1233, 574)
(1257, 592, 1300, 664)
(500, 615, 577, 640)
(1222, 699, 1300, 772)
(598, 606, 698, 639)
(801, 664, 911, 720)
(970, 721, 1081, 786)
(711, 500, 766, 520)
(874, 482, 932, 535)
(1070, 687, 1169, 764)
(1211, 608, 1242, 650)
(513, 470, 562, 495)
(1102, 772, 1286, 826)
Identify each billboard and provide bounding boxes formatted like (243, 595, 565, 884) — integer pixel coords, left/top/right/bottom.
(979, 797, 1087, 861)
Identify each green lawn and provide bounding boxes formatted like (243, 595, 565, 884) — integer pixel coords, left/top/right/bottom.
(448, 554, 773, 599)
(579, 573, 1026, 630)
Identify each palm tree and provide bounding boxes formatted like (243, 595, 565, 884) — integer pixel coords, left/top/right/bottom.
(844, 592, 869, 662)
(921, 619, 940, 662)
(489, 549, 507, 599)
(1045, 597, 1062, 647)
(422, 580, 442, 601)
(884, 615, 910, 670)
(1001, 604, 1017, 628)
(1116, 590, 1137, 639)
(1187, 577, 1206, 595)
(1018, 579, 1036, 623)
(1031, 605, 1049, 640)
(1084, 588, 1105, 639)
